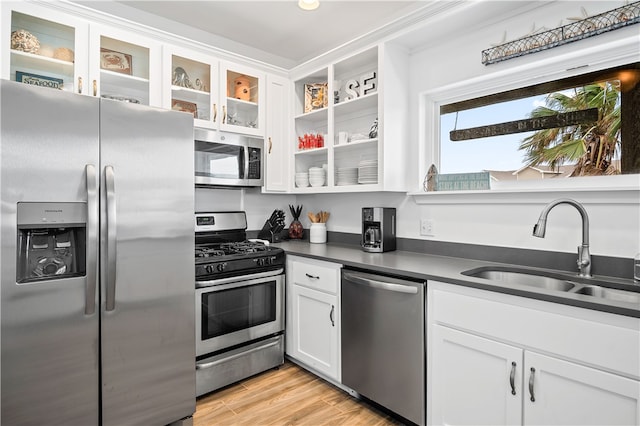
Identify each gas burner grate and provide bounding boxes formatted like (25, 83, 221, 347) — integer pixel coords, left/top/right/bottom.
(195, 245, 226, 258)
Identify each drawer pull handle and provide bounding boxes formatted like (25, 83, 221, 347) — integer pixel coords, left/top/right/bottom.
(510, 361, 516, 395)
(529, 367, 536, 402)
(329, 304, 335, 327)
(305, 273, 319, 279)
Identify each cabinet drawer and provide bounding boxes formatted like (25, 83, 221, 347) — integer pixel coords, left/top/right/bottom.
(288, 256, 341, 294)
(431, 283, 640, 379)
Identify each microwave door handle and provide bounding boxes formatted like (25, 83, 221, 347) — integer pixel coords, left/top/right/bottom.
(105, 165, 117, 311)
(241, 146, 248, 180)
(85, 164, 98, 315)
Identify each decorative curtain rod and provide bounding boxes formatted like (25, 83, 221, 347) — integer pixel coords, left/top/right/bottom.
(482, 2, 640, 65)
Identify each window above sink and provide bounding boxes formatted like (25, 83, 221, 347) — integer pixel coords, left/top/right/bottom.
(411, 30, 639, 202)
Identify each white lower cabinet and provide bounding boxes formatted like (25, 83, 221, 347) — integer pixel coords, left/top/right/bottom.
(429, 282, 640, 426)
(285, 256, 341, 381)
(432, 325, 522, 425)
(524, 351, 640, 425)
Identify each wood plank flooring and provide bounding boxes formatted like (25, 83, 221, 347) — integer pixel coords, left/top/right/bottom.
(194, 361, 403, 425)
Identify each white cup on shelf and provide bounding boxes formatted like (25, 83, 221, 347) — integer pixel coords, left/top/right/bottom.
(338, 132, 349, 145)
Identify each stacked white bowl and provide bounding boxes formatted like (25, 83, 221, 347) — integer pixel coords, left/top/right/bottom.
(308, 167, 326, 187)
(295, 172, 309, 187)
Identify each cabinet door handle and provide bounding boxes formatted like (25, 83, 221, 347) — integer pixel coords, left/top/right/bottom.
(305, 273, 319, 279)
(78, 76, 83, 94)
(222, 105, 227, 124)
(213, 104, 217, 122)
(509, 361, 517, 395)
(93, 79, 97, 96)
(329, 304, 335, 327)
(268, 137, 273, 154)
(528, 367, 536, 402)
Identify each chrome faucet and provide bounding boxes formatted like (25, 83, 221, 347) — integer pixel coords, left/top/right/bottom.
(533, 198, 591, 278)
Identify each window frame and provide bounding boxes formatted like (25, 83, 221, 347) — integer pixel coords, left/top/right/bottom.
(412, 30, 639, 203)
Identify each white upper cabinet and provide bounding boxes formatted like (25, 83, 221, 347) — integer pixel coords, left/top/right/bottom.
(3, 3, 161, 106)
(290, 43, 409, 193)
(163, 45, 218, 130)
(264, 73, 290, 192)
(220, 61, 265, 137)
(89, 25, 162, 106)
(2, 3, 88, 95)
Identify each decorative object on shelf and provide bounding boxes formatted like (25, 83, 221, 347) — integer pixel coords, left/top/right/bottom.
(288, 205, 304, 239)
(482, 2, 640, 65)
(233, 75, 252, 101)
(423, 164, 438, 192)
(304, 82, 328, 112)
(101, 94, 140, 104)
(368, 118, 378, 139)
(344, 79, 359, 101)
(171, 99, 197, 118)
(258, 209, 286, 243)
(435, 172, 490, 191)
(172, 66, 194, 89)
(11, 29, 40, 54)
(16, 71, 62, 90)
(361, 71, 377, 95)
(298, 133, 324, 150)
(194, 78, 207, 92)
(53, 47, 74, 62)
(100, 48, 131, 74)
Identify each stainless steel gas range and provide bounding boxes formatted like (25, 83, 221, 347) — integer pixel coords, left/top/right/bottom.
(194, 212, 285, 396)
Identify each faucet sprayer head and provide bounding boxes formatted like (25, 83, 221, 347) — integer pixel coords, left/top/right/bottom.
(532, 217, 547, 238)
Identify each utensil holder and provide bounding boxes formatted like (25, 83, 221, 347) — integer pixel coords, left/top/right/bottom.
(309, 223, 327, 244)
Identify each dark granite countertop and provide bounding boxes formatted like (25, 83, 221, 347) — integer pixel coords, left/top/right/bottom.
(275, 240, 640, 319)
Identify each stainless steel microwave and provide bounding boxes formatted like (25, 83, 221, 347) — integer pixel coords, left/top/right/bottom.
(194, 128, 263, 187)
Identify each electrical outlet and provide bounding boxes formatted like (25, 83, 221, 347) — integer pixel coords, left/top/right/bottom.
(420, 219, 434, 236)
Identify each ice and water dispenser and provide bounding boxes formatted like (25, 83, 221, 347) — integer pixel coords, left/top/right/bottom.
(16, 202, 86, 283)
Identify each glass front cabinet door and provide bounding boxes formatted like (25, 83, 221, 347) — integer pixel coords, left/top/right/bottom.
(89, 25, 161, 106)
(220, 61, 265, 137)
(164, 46, 218, 130)
(2, 3, 89, 95)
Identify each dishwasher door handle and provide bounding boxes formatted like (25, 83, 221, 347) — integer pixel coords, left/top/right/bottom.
(343, 272, 418, 294)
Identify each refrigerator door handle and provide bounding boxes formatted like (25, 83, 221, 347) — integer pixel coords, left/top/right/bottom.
(85, 164, 98, 315)
(105, 165, 117, 311)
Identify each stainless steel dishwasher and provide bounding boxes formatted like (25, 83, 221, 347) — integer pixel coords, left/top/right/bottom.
(341, 269, 426, 426)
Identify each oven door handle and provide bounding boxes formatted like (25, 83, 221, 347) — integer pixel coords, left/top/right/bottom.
(196, 339, 281, 370)
(196, 268, 284, 288)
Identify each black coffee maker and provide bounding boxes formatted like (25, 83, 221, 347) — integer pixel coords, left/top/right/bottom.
(361, 207, 396, 253)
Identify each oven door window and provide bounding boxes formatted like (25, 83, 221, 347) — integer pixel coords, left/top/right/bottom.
(195, 141, 242, 179)
(201, 281, 276, 340)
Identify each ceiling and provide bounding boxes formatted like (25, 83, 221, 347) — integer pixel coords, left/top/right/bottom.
(76, 1, 429, 68)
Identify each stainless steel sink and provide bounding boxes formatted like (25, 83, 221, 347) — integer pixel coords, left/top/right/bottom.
(463, 268, 577, 291)
(573, 285, 640, 304)
(463, 266, 640, 306)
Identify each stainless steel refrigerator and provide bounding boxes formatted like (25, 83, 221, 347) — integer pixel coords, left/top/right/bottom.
(1, 80, 196, 425)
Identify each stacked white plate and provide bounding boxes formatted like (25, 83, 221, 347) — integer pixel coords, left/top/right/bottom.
(336, 167, 358, 186)
(358, 159, 378, 184)
(308, 167, 326, 187)
(295, 172, 309, 188)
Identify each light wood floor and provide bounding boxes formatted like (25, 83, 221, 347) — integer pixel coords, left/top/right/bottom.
(194, 361, 403, 425)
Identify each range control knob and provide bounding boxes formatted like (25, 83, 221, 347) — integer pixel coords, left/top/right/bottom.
(205, 265, 215, 274)
(216, 263, 227, 272)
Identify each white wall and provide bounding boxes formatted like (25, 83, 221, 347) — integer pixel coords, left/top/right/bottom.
(295, 1, 640, 260)
(196, 188, 296, 231)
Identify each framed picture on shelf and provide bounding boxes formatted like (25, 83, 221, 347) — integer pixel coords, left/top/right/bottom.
(171, 99, 198, 118)
(16, 71, 63, 90)
(304, 82, 328, 113)
(100, 48, 132, 75)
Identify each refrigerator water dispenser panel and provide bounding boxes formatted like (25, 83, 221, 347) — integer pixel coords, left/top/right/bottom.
(16, 202, 86, 284)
